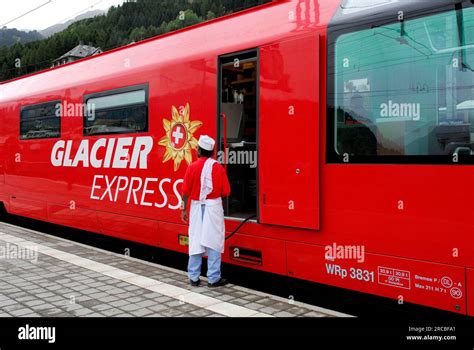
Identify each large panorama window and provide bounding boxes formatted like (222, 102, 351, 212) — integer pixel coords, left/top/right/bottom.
(331, 7, 474, 162)
(84, 84, 148, 136)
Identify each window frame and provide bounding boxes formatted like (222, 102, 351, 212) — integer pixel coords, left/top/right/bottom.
(83, 83, 149, 137)
(327, 1, 474, 165)
(20, 100, 62, 141)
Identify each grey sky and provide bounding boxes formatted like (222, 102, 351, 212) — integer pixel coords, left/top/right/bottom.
(1, 0, 126, 31)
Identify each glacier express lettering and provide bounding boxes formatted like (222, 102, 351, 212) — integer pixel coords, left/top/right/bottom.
(90, 175, 183, 210)
(50, 137, 184, 210)
(51, 137, 153, 169)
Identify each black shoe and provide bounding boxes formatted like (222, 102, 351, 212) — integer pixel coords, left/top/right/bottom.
(208, 278, 228, 288)
(190, 279, 201, 287)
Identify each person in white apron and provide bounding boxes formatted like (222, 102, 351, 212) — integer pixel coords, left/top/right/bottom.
(181, 135, 231, 287)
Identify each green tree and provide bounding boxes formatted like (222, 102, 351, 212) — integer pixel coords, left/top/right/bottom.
(130, 26, 147, 42)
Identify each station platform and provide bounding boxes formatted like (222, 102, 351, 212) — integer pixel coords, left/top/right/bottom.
(0, 222, 351, 318)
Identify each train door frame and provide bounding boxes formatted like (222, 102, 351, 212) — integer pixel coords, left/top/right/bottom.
(217, 48, 260, 222)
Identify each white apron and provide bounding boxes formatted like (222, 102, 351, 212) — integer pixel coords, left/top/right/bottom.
(188, 158, 225, 256)
(188, 198, 225, 255)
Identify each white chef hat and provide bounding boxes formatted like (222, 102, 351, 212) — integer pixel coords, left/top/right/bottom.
(198, 135, 215, 151)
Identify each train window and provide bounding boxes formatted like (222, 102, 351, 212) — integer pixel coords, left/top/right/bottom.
(84, 84, 148, 136)
(330, 7, 474, 163)
(20, 101, 61, 140)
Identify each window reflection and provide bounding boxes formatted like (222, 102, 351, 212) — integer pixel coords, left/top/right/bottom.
(334, 7, 474, 158)
(20, 102, 61, 140)
(84, 87, 148, 136)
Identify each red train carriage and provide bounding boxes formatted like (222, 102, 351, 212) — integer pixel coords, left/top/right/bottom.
(0, 0, 473, 315)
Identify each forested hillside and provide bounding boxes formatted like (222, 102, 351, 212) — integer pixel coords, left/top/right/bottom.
(0, 0, 271, 82)
(0, 28, 43, 47)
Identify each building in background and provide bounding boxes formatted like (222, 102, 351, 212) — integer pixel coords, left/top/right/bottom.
(52, 44, 102, 67)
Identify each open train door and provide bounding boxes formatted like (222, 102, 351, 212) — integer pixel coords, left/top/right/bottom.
(259, 34, 320, 230)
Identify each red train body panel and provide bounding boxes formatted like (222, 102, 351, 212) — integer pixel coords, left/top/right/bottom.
(0, 0, 473, 315)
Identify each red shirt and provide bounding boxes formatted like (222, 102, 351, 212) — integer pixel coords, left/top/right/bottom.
(182, 157, 231, 201)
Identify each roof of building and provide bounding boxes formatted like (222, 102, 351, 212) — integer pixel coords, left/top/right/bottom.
(53, 44, 102, 62)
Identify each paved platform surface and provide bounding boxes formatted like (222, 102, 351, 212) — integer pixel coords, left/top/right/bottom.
(0, 221, 351, 318)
